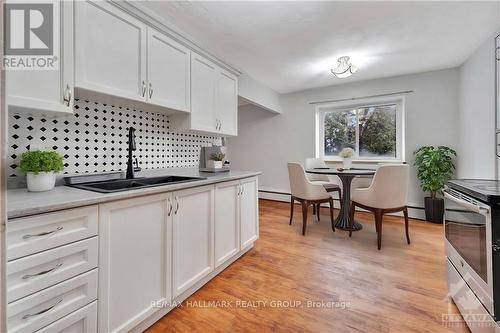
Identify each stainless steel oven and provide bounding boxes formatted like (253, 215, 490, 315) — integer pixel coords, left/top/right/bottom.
(444, 188, 494, 314)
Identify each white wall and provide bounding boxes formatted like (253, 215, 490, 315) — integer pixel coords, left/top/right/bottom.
(229, 69, 460, 210)
(238, 74, 282, 113)
(457, 34, 497, 179)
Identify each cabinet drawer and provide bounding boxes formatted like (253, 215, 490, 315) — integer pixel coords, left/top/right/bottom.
(36, 301, 97, 333)
(7, 206, 98, 260)
(8, 269, 98, 333)
(7, 237, 98, 303)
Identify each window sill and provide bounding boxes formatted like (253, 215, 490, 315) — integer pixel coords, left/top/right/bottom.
(323, 159, 405, 164)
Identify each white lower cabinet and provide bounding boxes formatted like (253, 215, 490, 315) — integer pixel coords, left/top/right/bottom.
(6, 178, 258, 332)
(240, 177, 259, 248)
(98, 194, 171, 333)
(7, 270, 97, 333)
(215, 181, 240, 268)
(36, 301, 97, 333)
(172, 185, 215, 297)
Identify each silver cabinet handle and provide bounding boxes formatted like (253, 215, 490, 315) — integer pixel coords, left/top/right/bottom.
(149, 82, 153, 98)
(174, 197, 179, 215)
(496, 46, 500, 61)
(22, 263, 62, 280)
(22, 299, 63, 319)
(142, 80, 146, 97)
(23, 226, 63, 240)
(63, 84, 71, 106)
(167, 198, 173, 217)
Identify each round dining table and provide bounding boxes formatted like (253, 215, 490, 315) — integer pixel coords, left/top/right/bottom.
(306, 168, 376, 232)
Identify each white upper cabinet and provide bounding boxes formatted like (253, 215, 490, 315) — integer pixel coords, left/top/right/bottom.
(190, 53, 218, 132)
(216, 69, 238, 136)
(172, 52, 238, 136)
(75, 0, 147, 103)
(6, 0, 74, 116)
(147, 29, 190, 112)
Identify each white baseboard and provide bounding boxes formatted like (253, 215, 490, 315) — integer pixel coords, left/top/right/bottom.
(258, 190, 427, 220)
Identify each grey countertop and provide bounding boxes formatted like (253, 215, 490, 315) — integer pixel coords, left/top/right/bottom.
(7, 168, 261, 219)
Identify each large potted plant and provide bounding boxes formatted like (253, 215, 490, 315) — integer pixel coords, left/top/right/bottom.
(20, 150, 64, 192)
(413, 146, 456, 223)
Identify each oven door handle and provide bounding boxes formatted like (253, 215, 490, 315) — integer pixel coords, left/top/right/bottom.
(444, 192, 485, 214)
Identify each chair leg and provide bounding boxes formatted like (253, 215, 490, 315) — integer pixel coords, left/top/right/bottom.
(316, 204, 320, 221)
(403, 207, 410, 244)
(329, 199, 335, 232)
(349, 201, 355, 237)
(375, 209, 383, 250)
(302, 201, 308, 236)
(289, 196, 294, 225)
(312, 204, 316, 215)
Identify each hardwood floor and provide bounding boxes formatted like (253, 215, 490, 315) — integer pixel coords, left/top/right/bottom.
(147, 199, 469, 333)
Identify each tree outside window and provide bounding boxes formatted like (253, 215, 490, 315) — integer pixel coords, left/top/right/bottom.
(322, 104, 398, 159)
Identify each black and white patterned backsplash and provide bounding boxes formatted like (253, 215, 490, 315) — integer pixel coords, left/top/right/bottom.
(8, 99, 221, 178)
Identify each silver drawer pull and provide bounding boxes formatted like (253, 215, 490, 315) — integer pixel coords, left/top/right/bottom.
(22, 263, 63, 280)
(22, 299, 63, 320)
(23, 226, 63, 240)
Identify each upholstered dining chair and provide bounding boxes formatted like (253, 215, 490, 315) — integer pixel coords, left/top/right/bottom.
(304, 158, 342, 219)
(287, 162, 335, 235)
(349, 164, 410, 250)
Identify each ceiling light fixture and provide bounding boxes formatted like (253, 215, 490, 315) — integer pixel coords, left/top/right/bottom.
(331, 56, 358, 78)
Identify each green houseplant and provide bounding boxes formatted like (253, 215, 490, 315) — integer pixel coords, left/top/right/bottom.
(208, 152, 225, 169)
(413, 146, 456, 223)
(20, 150, 64, 192)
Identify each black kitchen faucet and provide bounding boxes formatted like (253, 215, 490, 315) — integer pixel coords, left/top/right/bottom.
(126, 127, 136, 179)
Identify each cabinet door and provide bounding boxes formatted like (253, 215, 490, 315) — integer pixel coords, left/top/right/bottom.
(217, 70, 238, 136)
(7, 0, 74, 115)
(98, 194, 170, 333)
(240, 177, 259, 249)
(147, 29, 190, 112)
(172, 185, 214, 297)
(190, 53, 217, 132)
(215, 181, 239, 268)
(75, 1, 147, 102)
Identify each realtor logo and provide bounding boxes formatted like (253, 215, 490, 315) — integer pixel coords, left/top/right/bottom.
(3, 1, 58, 70)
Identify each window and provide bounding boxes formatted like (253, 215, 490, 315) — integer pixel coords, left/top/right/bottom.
(316, 98, 404, 161)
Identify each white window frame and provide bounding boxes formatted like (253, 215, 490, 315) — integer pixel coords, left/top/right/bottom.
(315, 95, 405, 162)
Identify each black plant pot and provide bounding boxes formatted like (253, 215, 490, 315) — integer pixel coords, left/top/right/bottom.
(424, 197, 444, 224)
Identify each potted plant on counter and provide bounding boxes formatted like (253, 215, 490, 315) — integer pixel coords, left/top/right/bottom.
(414, 145, 456, 223)
(208, 152, 225, 169)
(339, 148, 354, 169)
(20, 150, 64, 192)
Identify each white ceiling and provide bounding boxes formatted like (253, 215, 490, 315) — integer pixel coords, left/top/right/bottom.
(141, 1, 500, 94)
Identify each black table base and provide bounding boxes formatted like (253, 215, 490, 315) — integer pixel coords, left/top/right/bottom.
(333, 174, 363, 232)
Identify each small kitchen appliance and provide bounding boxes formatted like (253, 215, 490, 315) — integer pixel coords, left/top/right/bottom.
(199, 146, 230, 173)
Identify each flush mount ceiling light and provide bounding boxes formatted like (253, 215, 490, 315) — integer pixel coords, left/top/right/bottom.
(331, 56, 358, 78)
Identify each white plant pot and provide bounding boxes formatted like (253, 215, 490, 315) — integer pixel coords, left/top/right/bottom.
(207, 160, 223, 169)
(342, 158, 352, 170)
(27, 172, 56, 192)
